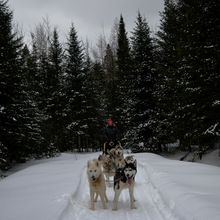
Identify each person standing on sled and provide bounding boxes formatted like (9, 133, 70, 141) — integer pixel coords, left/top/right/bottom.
(104, 119, 118, 154)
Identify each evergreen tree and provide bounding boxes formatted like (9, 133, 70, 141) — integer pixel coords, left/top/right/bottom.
(116, 15, 134, 141)
(85, 62, 106, 150)
(155, 0, 182, 147)
(155, 0, 220, 151)
(175, 0, 220, 148)
(46, 28, 64, 150)
(103, 44, 117, 118)
(63, 23, 86, 151)
(130, 12, 156, 152)
(0, 0, 26, 165)
(20, 45, 45, 157)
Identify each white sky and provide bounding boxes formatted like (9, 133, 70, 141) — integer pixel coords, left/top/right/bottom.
(9, 0, 164, 46)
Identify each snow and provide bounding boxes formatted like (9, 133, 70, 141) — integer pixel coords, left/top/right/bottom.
(197, 149, 220, 167)
(0, 152, 220, 220)
(204, 123, 220, 136)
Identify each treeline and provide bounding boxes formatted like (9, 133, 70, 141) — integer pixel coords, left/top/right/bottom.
(0, 0, 219, 169)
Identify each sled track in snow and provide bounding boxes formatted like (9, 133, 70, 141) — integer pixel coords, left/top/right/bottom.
(138, 162, 178, 220)
(57, 160, 179, 220)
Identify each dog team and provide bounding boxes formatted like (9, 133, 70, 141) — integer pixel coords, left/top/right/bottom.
(87, 142, 137, 211)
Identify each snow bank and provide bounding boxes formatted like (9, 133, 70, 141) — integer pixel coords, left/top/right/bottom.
(138, 153, 220, 220)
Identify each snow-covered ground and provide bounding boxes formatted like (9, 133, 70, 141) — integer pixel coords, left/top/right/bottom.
(163, 149, 220, 167)
(0, 152, 220, 220)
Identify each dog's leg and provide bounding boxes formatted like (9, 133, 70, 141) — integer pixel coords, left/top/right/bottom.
(90, 190, 95, 210)
(129, 186, 136, 209)
(112, 189, 121, 211)
(106, 174, 111, 187)
(94, 192, 98, 202)
(99, 191, 107, 209)
(104, 190, 108, 202)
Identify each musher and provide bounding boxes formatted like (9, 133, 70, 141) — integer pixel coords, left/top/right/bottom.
(104, 119, 119, 154)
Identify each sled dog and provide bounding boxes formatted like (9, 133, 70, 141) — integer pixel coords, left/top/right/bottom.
(113, 156, 137, 210)
(98, 154, 115, 185)
(110, 143, 125, 169)
(87, 158, 108, 210)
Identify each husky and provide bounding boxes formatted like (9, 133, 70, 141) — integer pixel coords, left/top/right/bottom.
(87, 159, 108, 210)
(112, 156, 137, 210)
(110, 143, 125, 169)
(98, 154, 115, 186)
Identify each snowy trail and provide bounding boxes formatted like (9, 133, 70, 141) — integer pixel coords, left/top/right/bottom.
(1, 152, 220, 220)
(57, 157, 178, 220)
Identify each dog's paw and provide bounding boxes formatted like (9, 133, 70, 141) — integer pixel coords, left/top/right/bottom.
(90, 206, 95, 210)
(131, 205, 136, 209)
(112, 207, 118, 211)
(103, 205, 107, 209)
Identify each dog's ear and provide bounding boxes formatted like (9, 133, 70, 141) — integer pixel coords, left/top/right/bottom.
(87, 160, 90, 168)
(110, 148, 115, 154)
(134, 159, 137, 168)
(125, 159, 128, 165)
(98, 155, 101, 161)
(96, 161, 100, 167)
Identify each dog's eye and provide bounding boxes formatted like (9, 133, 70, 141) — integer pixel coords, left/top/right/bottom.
(94, 170, 96, 172)
(90, 170, 92, 172)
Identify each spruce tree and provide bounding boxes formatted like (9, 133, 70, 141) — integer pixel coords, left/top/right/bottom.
(0, 0, 27, 164)
(46, 28, 64, 151)
(103, 44, 117, 118)
(20, 45, 45, 157)
(130, 12, 156, 152)
(176, 0, 220, 148)
(85, 62, 106, 150)
(64, 23, 86, 151)
(116, 15, 134, 140)
(155, 0, 182, 147)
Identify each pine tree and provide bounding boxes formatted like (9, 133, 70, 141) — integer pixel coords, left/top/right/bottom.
(116, 15, 134, 140)
(20, 46, 43, 154)
(155, 0, 220, 151)
(130, 12, 156, 152)
(46, 28, 64, 151)
(155, 0, 182, 147)
(103, 44, 117, 118)
(85, 62, 106, 150)
(63, 23, 86, 151)
(0, 0, 27, 164)
(175, 0, 220, 148)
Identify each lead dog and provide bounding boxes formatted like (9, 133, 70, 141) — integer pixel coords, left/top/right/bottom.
(87, 159, 108, 210)
(112, 156, 137, 210)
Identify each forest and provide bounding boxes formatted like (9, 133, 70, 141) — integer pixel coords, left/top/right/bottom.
(0, 0, 219, 170)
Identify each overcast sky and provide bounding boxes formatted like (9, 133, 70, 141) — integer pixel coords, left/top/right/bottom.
(9, 0, 164, 46)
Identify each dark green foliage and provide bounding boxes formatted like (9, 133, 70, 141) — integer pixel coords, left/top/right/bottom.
(62, 24, 88, 151)
(154, 0, 181, 146)
(85, 62, 106, 149)
(46, 28, 64, 151)
(0, 0, 28, 165)
(130, 12, 156, 152)
(154, 0, 220, 150)
(104, 44, 118, 119)
(116, 15, 134, 140)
